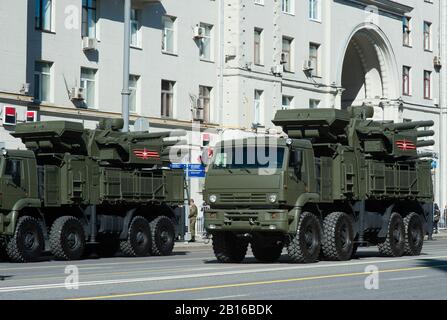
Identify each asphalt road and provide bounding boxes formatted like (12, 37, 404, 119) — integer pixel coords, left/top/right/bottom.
(0, 235, 446, 300)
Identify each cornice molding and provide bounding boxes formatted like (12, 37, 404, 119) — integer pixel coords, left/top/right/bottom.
(339, 0, 413, 17)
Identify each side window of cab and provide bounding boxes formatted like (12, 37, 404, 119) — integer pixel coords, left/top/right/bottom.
(4, 159, 21, 187)
(289, 149, 304, 180)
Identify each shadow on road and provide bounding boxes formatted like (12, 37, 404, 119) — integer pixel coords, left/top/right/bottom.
(415, 259, 447, 274)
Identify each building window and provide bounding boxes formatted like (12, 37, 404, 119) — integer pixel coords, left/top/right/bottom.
(402, 66, 411, 96)
(80, 68, 97, 108)
(309, 43, 320, 76)
(309, 99, 320, 109)
(403, 16, 411, 46)
(424, 21, 432, 51)
(34, 61, 52, 102)
(130, 9, 141, 47)
(129, 75, 139, 113)
(161, 80, 175, 118)
(35, 0, 52, 31)
(424, 70, 432, 99)
(162, 16, 176, 53)
(254, 28, 263, 65)
(282, 95, 293, 109)
(199, 23, 213, 61)
(282, 0, 294, 14)
(82, 0, 97, 38)
(309, 0, 320, 21)
(282, 37, 293, 72)
(199, 86, 212, 123)
(254, 90, 264, 126)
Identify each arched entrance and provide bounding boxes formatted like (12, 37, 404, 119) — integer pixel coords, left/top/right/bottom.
(340, 26, 399, 120)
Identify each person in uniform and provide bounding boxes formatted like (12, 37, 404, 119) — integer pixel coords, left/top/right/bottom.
(189, 199, 198, 242)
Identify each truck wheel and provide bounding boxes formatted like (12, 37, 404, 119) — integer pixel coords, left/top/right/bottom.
(378, 212, 405, 257)
(403, 213, 424, 256)
(212, 232, 248, 263)
(50, 216, 86, 261)
(150, 216, 175, 256)
(6, 216, 45, 263)
(120, 216, 152, 257)
(287, 212, 321, 263)
(321, 212, 354, 261)
(251, 241, 283, 263)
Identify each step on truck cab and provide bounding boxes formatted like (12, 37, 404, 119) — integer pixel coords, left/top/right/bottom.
(204, 106, 434, 263)
(0, 118, 186, 262)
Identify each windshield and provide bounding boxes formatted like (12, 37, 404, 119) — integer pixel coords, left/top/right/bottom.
(212, 146, 286, 170)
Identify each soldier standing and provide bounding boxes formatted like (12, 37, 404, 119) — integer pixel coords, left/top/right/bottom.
(189, 199, 198, 242)
(433, 203, 441, 234)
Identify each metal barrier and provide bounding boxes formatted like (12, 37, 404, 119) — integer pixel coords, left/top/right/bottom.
(196, 215, 206, 237)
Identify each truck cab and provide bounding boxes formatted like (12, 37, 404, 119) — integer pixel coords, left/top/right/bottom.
(204, 137, 317, 254)
(0, 149, 39, 235)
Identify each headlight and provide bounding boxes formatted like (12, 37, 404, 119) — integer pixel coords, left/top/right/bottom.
(1, 149, 7, 156)
(209, 194, 217, 203)
(268, 194, 277, 203)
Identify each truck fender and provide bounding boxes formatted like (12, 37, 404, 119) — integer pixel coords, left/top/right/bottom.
(5, 198, 42, 236)
(377, 204, 395, 238)
(119, 208, 138, 240)
(288, 193, 320, 233)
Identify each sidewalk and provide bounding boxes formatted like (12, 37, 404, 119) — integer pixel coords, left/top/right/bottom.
(175, 237, 212, 249)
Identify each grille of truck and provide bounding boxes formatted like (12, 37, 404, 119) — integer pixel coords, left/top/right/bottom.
(219, 193, 267, 203)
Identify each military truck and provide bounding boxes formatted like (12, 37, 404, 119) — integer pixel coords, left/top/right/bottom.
(0, 118, 185, 262)
(204, 106, 434, 263)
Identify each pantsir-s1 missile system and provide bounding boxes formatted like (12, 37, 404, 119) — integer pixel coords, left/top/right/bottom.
(0, 118, 185, 262)
(204, 106, 434, 263)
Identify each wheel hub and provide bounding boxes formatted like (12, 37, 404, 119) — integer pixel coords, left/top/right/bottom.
(66, 231, 79, 249)
(24, 231, 36, 250)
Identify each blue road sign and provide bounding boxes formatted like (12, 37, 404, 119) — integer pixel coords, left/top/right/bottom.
(170, 163, 206, 178)
(170, 163, 186, 169)
(431, 160, 437, 169)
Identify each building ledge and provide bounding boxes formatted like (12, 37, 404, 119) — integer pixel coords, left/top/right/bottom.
(0, 91, 34, 104)
(35, 103, 220, 131)
(339, 0, 413, 17)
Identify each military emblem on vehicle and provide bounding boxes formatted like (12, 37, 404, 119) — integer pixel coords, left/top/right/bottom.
(396, 139, 416, 151)
(133, 148, 160, 160)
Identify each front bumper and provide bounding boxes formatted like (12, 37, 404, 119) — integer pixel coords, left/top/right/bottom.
(204, 209, 290, 233)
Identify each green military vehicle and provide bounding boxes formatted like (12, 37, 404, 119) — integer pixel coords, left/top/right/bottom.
(204, 106, 434, 263)
(0, 118, 185, 262)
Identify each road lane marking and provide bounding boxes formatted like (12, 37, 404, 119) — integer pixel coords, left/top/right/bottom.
(70, 265, 447, 300)
(389, 275, 428, 281)
(0, 255, 215, 272)
(1, 264, 244, 284)
(1, 255, 447, 294)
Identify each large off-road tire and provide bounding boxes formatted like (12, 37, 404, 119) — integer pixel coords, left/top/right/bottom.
(50, 216, 86, 261)
(321, 212, 355, 261)
(120, 216, 152, 257)
(212, 232, 248, 263)
(150, 216, 176, 256)
(403, 213, 424, 256)
(6, 216, 45, 263)
(251, 241, 283, 263)
(287, 212, 322, 263)
(378, 212, 405, 257)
